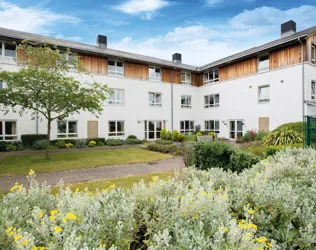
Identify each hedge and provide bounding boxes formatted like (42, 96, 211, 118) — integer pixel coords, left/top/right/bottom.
(147, 143, 180, 155)
(124, 139, 143, 145)
(156, 140, 173, 145)
(264, 143, 303, 157)
(229, 149, 260, 172)
(21, 134, 47, 147)
(106, 139, 124, 146)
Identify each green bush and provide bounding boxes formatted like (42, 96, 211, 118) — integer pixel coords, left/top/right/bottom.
(0, 141, 9, 152)
(156, 140, 173, 145)
(229, 149, 260, 172)
(33, 140, 48, 150)
(178, 133, 185, 142)
(76, 139, 87, 148)
(241, 131, 254, 143)
(88, 141, 96, 147)
(96, 141, 105, 146)
(264, 143, 303, 157)
(55, 140, 66, 149)
(255, 131, 268, 141)
(195, 131, 202, 136)
(160, 129, 172, 140)
(274, 121, 303, 134)
(172, 130, 179, 142)
(147, 143, 180, 155)
(87, 138, 106, 144)
(5, 144, 17, 151)
(263, 129, 303, 146)
(124, 139, 143, 145)
(21, 134, 47, 147)
(126, 135, 137, 140)
(106, 139, 123, 146)
(183, 134, 197, 142)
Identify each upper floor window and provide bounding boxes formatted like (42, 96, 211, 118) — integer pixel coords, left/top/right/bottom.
(204, 94, 220, 108)
(258, 54, 269, 72)
(181, 95, 192, 108)
(204, 69, 219, 84)
(181, 72, 191, 85)
(0, 121, 17, 141)
(180, 120, 194, 133)
(312, 81, 315, 100)
(108, 89, 125, 105)
(0, 41, 16, 58)
(57, 120, 78, 138)
(108, 59, 124, 77)
(312, 44, 315, 64)
(258, 85, 270, 103)
(108, 121, 125, 137)
(149, 66, 161, 81)
(205, 120, 220, 134)
(149, 92, 162, 107)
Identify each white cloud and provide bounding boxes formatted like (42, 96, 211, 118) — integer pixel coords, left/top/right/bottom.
(104, 19, 130, 26)
(205, 0, 223, 7)
(55, 34, 82, 42)
(0, 0, 79, 33)
(114, 0, 169, 20)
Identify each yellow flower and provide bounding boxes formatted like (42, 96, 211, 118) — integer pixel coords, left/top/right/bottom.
(102, 184, 116, 192)
(75, 188, 80, 192)
(22, 239, 28, 245)
(49, 215, 55, 221)
(28, 169, 35, 176)
(32, 247, 38, 250)
(54, 226, 62, 233)
(39, 211, 44, 218)
(248, 209, 255, 214)
(50, 209, 58, 216)
(151, 197, 155, 202)
(63, 212, 77, 222)
(17, 244, 21, 249)
(224, 227, 229, 232)
(40, 221, 44, 225)
(14, 234, 22, 241)
(5, 226, 13, 234)
(39, 247, 46, 250)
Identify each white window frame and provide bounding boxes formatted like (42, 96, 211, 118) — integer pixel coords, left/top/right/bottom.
(258, 85, 270, 103)
(312, 80, 316, 101)
(203, 69, 219, 84)
(57, 120, 78, 138)
(149, 92, 162, 107)
(108, 121, 125, 137)
(204, 94, 220, 108)
(108, 59, 124, 77)
(144, 120, 164, 140)
(149, 66, 162, 81)
(108, 89, 125, 105)
(258, 54, 270, 72)
(181, 71, 192, 85)
(312, 44, 316, 64)
(205, 120, 220, 134)
(180, 120, 195, 133)
(229, 120, 243, 139)
(181, 95, 192, 108)
(0, 120, 17, 141)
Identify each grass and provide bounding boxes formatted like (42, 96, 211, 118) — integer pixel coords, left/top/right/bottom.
(0, 148, 171, 176)
(239, 143, 266, 158)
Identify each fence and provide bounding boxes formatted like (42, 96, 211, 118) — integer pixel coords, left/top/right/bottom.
(304, 116, 316, 148)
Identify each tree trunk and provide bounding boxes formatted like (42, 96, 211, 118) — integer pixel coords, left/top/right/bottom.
(46, 119, 51, 160)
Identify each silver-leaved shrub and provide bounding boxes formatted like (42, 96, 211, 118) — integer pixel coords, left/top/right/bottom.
(1, 148, 316, 249)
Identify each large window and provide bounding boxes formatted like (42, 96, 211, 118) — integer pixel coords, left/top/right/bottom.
(180, 121, 194, 133)
(258, 85, 270, 103)
(108, 89, 125, 105)
(205, 120, 220, 134)
(204, 94, 220, 108)
(181, 72, 191, 85)
(258, 54, 269, 72)
(149, 66, 161, 81)
(57, 121, 78, 138)
(181, 95, 192, 108)
(144, 121, 164, 140)
(0, 41, 16, 58)
(203, 69, 219, 84)
(108, 59, 124, 76)
(229, 120, 243, 139)
(0, 121, 17, 141)
(108, 121, 125, 137)
(149, 92, 162, 107)
(312, 81, 316, 100)
(312, 44, 316, 64)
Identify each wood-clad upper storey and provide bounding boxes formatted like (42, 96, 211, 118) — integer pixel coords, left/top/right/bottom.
(192, 74, 203, 87)
(124, 62, 149, 80)
(161, 68, 181, 84)
(306, 33, 316, 64)
(80, 54, 108, 75)
(218, 57, 258, 81)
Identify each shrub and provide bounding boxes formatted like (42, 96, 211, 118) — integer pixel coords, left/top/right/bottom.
(242, 130, 257, 143)
(236, 137, 244, 143)
(183, 134, 196, 142)
(195, 131, 202, 137)
(124, 139, 143, 145)
(55, 140, 66, 149)
(88, 140, 96, 147)
(156, 140, 173, 145)
(97, 141, 105, 146)
(274, 121, 303, 134)
(33, 140, 47, 150)
(76, 139, 87, 148)
(229, 149, 260, 172)
(0, 141, 9, 152)
(21, 134, 47, 147)
(5, 143, 17, 151)
(106, 139, 123, 146)
(160, 129, 172, 141)
(177, 133, 185, 142)
(172, 130, 179, 142)
(264, 143, 303, 157)
(255, 131, 268, 141)
(87, 138, 106, 144)
(147, 143, 180, 155)
(208, 131, 215, 139)
(263, 129, 303, 146)
(126, 135, 137, 140)
(65, 143, 74, 149)
(17, 143, 25, 151)
(180, 143, 194, 166)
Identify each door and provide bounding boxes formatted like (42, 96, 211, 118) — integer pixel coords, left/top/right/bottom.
(145, 121, 164, 140)
(229, 120, 243, 139)
(87, 121, 98, 138)
(259, 117, 269, 132)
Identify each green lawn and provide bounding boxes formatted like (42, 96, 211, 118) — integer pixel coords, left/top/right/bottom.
(0, 148, 171, 176)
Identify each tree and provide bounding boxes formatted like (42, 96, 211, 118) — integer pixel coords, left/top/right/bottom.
(0, 41, 111, 159)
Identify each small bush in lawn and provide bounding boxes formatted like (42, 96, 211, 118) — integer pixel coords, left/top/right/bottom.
(55, 140, 66, 149)
(21, 134, 47, 147)
(65, 143, 74, 149)
(86, 138, 106, 144)
(242, 130, 257, 143)
(147, 143, 180, 155)
(33, 140, 47, 150)
(126, 135, 137, 140)
(97, 141, 105, 146)
(124, 139, 143, 145)
(177, 133, 185, 142)
(208, 131, 216, 140)
(183, 134, 196, 142)
(172, 130, 179, 142)
(160, 129, 172, 140)
(229, 149, 261, 172)
(264, 143, 302, 157)
(5, 144, 17, 151)
(106, 139, 123, 146)
(156, 140, 173, 145)
(195, 131, 203, 137)
(255, 131, 268, 141)
(263, 129, 303, 146)
(76, 139, 87, 148)
(88, 140, 97, 147)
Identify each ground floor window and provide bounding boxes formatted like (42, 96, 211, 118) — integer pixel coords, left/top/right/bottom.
(0, 121, 17, 140)
(205, 120, 220, 134)
(229, 120, 243, 139)
(145, 121, 164, 139)
(57, 120, 78, 138)
(180, 120, 194, 133)
(108, 121, 125, 137)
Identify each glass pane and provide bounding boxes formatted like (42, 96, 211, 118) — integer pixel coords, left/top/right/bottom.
(149, 93, 155, 104)
(109, 122, 116, 132)
(156, 121, 162, 131)
(181, 73, 185, 82)
(0, 42, 2, 56)
(205, 121, 209, 130)
(187, 73, 191, 82)
(230, 132, 235, 139)
(312, 82, 315, 95)
(214, 69, 219, 80)
(149, 67, 155, 78)
(204, 73, 208, 82)
(68, 134, 77, 138)
(144, 121, 147, 131)
(149, 132, 155, 139)
(215, 121, 219, 130)
(181, 96, 186, 105)
(237, 132, 243, 138)
(5, 121, 16, 135)
(210, 121, 215, 130)
(68, 122, 77, 133)
(58, 121, 67, 133)
(237, 121, 243, 131)
(259, 86, 270, 100)
(108, 60, 115, 66)
(117, 90, 124, 103)
(230, 121, 235, 130)
(0, 122, 2, 135)
(204, 96, 208, 105)
(190, 121, 194, 130)
(187, 96, 191, 106)
(180, 121, 184, 130)
(149, 121, 155, 131)
(209, 95, 214, 105)
(156, 132, 161, 139)
(117, 122, 124, 132)
(4, 43, 16, 57)
(117, 61, 123, 67)
(215, 94, 220, 105)
(156, 94, 161, 103)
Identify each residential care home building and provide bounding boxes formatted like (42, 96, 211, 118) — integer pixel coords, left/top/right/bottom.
(0, 20, 316, 141)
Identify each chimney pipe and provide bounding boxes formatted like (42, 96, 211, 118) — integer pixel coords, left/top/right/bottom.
(281, 20, 296, 38)
(172, 53, 182, 63)
(96, 35, 107, 48)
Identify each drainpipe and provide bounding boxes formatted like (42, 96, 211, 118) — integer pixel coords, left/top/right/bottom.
(171, 67, 175, 132)
(298, 38, 305, 120)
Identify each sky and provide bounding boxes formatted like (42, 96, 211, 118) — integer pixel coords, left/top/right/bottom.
(0, 0, 316, 66)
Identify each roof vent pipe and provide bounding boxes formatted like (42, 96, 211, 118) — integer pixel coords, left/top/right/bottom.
(281, 20, 296, 38)
(96, 35, 107, 49)
(172, 53, 182, 63)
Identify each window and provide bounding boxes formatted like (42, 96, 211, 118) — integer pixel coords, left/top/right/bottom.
(108, 59, 124, 76)
(205, 120, 220, 134)
(0, 121, 17, 141)
(145, 121, 164, 139)
(204, 94, 220, 108)
(181, 95, 192, 108)
(229, 120, 243, 139)
(149, 92, 162, 107)
(180, 121, 194, 133)
(312, 44, 316, 64)
(108, 89, 125, 105)
(57, 121, 78, 138)
(0, 42, 16, 58)
(181, 72, 191, 85)
(149, 66, 161, 81)
(0, 80, 4, 89)
(258, 54, 269, 72)
(203, 69, 219, 84)
(258, 85, 270, 103)
(312, 81, 316, 100)
(108, 121, 125, 137)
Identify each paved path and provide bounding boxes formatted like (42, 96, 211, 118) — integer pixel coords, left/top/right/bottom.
(0, 157, 183, 190)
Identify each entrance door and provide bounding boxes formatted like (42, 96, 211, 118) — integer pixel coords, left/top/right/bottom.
(145, 121, 164, 140)
(259, 117, 269, 132)
(87, 121, 98, 138)
(229, 120, 243, 139)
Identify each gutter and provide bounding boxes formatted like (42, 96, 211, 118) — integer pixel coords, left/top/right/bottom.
(298, 37, 305, 119)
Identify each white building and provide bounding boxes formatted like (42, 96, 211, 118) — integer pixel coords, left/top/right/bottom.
(0, 20, 316, 141)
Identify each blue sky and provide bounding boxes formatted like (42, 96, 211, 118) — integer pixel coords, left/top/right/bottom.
(0, 0, 315, 65)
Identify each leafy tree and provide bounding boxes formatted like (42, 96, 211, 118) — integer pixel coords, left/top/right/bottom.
(0, 41, 111, 159)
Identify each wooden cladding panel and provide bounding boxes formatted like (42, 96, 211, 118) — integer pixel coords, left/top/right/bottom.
(269, 44, 306, 70)
(80, 55, 108, 74)
(219, 58, 257, 81)
(307, 33, 316, 63)
(161, 68, 181, 84)
(192, 74, 203, 87)
(124, 62, 149, 80)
